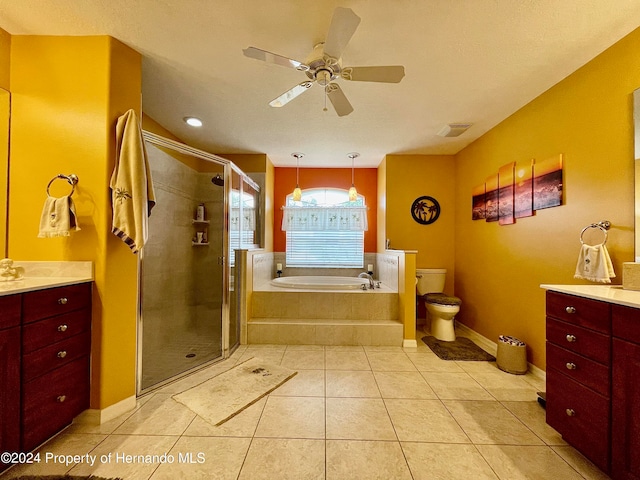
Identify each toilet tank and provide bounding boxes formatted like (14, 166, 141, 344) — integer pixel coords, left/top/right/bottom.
(416, 268, 446, 295)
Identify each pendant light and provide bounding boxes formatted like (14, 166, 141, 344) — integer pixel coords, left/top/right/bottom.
(347, 152, 359, 201)
(292, 153, 304, 201)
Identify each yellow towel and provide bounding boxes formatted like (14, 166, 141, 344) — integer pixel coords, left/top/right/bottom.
(37, 195, 80, 238)
(110, 109, 156, 253)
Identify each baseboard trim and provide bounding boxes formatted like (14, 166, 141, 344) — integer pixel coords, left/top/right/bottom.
(75, 395, 137, 425)
(456, 323, 546, 383)
(403, 339, 418, 348)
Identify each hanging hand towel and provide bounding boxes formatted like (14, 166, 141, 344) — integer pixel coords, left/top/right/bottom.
(574, 243, 616, 283)
(37, 195, 80, 238)
(110, 109, 156, 254)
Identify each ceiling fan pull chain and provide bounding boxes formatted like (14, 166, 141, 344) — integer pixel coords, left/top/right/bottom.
(323, 87, 328, 112)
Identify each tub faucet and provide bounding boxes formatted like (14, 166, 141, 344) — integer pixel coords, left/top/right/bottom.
(358, 272, 374, 289)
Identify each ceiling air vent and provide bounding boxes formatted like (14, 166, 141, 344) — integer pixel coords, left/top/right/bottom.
(437, 123, 473, 137)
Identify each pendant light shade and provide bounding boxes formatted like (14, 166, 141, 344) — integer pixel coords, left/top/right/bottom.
(292, 153, 304, 201)
(348, 152, 359, 201)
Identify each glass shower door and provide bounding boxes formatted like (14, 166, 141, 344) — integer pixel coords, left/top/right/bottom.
(138, 142, 226, 392)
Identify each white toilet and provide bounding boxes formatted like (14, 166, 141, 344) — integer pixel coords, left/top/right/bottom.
(416, 268, 462, 342)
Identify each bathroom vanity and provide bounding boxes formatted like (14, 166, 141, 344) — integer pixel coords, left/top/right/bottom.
(0, 262, 92, 472)
(542, 284, 640, 479)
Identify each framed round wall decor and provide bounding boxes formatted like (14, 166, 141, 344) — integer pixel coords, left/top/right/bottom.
(411, 196, 440, 225)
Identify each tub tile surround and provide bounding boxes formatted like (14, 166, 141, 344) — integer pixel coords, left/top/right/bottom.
(3, 333, 608, 480)
(249, 251, 405, 346)
(0, 260, 94, 295)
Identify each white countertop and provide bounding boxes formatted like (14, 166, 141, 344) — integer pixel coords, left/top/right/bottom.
(540, 284, 640, 309)
(0, 261, 93, 296)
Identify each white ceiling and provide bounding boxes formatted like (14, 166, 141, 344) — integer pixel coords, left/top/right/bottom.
(2, 0, 640, 167)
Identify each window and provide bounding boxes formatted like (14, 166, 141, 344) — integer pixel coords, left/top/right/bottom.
(229, 189, 257, 265)
(283, 188, 367, 268)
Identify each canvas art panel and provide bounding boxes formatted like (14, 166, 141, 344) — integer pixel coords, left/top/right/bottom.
(515, 158, 534, 218)
(472, 183, 486, 220)
(485, 174, 499, 222)
(533, 154, 563, 210)
(498, 162, 515, 225)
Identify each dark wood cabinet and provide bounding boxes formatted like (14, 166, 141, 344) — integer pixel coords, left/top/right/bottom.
(0, 282, 91, 473)
(20, 283, 91, 452)
(545, 291, 611, 473)
(546, 290, 640, 479)
(0, 324, 21, 472)
(612, 305, 640, 480)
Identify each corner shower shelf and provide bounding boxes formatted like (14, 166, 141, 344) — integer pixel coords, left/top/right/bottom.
(192, 242, 210, 246)
(192, 219, 210, 224)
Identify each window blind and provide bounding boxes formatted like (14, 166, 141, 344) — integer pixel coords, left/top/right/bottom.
(286, 230, 364, 268)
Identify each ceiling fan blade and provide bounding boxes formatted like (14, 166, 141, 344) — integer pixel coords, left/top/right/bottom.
(269, 81, 314, 108)
(326, 83, 354, 117)
(341, 66, 405, 83)
(243, 46, 309, 71)
(323, 7, 361, 60)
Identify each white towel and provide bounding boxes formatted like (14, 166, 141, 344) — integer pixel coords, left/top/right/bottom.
(110, 109, 156, 254)
(37, 195, 80, 238)
(574, 243, 616, 283)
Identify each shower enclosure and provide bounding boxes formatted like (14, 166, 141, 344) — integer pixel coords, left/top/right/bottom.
(137, 132, 261, 393)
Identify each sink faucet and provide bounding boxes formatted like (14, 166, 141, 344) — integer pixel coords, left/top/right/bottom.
(358, 272, 374, 289)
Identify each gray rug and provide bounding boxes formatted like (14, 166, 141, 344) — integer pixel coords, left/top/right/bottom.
(422, 336, 496, 361)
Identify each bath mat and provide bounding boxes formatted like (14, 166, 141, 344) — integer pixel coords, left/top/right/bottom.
(422, 336, 496, 361)
(172, 356, 297, 426)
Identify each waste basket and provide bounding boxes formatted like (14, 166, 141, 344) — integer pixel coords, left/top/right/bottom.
(496, 335, 527, 374)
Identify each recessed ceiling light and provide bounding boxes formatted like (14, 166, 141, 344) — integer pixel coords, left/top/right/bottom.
(184, 116, 203, 127)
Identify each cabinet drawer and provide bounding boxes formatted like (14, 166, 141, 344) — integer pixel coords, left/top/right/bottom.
(547, 367, 610, 473)
(22, 283, 91, 324)
(546, 317, 610, 365)
(546, 291, 610, 334)
(0, 294, 21, 330)
(22, 307, 91, 354)
(22, 331, 91, 382)
(612, 304, 640, 344)
(21, 357, 89, 452)
(547, 342, 610, 396)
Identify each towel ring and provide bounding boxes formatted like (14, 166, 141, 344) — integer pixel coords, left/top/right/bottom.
(580, 220, 610, 245)
(47, 174, 78, 197)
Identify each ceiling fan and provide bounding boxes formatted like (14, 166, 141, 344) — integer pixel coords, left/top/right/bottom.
(243, 7, 405, 117)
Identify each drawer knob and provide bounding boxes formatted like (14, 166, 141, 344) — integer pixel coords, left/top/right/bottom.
(57, 395, 66, 403)
(58, 297, 68, 305)
(565, 334, 577, 343)
(57, 350, 67, 359)
(566, 362, 577, 370)
(565, 306, 576, 314)
(57, 324, 68, 332)
(566, 408, 576, 417)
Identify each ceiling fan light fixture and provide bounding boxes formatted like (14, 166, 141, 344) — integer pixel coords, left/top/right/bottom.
(183, 116, 203, 127)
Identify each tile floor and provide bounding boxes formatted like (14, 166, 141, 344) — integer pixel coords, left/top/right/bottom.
(2, 333, 611, 480)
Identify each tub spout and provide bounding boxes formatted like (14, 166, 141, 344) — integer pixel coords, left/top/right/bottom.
(358, 272, 374, 289)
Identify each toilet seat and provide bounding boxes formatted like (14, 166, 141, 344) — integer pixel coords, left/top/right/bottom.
(424, 293, 462, 307)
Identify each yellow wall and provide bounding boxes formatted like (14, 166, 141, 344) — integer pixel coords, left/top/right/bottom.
(377, 157, 387, 254)
(454, 27, 640, 369)
(384, 154, 456, 294)
(9, 35, 142, 408)
(0, 28, 10, 90)
(0, 27, 9, 257)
